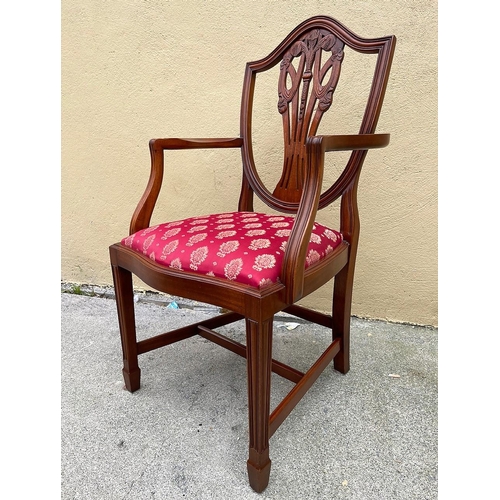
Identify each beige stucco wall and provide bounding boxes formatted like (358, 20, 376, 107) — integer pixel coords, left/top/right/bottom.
(62, 1, 437, 326)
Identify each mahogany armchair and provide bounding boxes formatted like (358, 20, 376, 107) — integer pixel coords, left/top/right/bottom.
(109, 16, 395, 492)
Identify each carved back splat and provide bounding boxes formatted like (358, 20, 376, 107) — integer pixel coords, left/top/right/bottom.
(274, 29, 344, 202)
(239, 16, 395, 215)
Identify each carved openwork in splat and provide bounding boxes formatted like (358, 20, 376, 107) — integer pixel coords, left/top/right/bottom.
(274, 29, 345, 202)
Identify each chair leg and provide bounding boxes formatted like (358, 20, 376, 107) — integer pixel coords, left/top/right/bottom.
(332, 261, 355, 374)
(111, 264, 141, 392)
(245, 318, 273, 493)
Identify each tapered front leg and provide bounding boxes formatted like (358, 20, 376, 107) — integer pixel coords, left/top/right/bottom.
(245, 317, 273, 492)
(111, 264, 141, 392)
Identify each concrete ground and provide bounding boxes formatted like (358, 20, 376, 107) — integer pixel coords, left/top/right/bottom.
(61, 290, 437, 499)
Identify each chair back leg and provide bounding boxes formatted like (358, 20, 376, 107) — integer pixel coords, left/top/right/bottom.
(332, 260, 355, 374)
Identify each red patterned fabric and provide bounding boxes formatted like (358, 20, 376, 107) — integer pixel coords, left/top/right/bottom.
(121, 212, 342, 288)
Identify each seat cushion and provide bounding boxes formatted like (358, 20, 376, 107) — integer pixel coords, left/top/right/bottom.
(121, 212, 342, 288)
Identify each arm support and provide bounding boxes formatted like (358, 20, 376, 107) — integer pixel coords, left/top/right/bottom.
(280, 133, 389, 302)
(129, 137, 243, 234)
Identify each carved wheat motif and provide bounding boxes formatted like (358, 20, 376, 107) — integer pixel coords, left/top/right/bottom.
(274, 29, 345, 200)
(278, 30, 344, 122)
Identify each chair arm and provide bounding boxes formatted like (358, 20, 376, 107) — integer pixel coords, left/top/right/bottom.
(130, 137, 244, 234)
(149, 137, 243, 151)
(280, 133, 389, 302)
(319, 133, 390, 152)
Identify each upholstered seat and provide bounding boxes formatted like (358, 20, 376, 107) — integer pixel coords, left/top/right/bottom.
(122, 211, 344, 288)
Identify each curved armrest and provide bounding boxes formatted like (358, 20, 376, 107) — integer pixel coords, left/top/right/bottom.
(149, 137, 243, 151)
(130, 137, 243, 234)
(320, 133, 390, 152)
